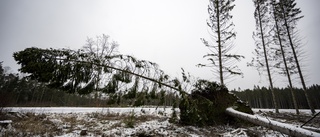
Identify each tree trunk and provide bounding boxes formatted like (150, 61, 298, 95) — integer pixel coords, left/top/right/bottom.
(31, 87, 37, 106)
(216, 0, 224, 86)
(272, 3, 299, 114)
(49, 93, 54, 106)
(15, 91, 21, 104)
(226, 107, 320, 137)
(280, 2, 315, 114)
(39, 88, 45, 104)
(257, 2, 279, 113)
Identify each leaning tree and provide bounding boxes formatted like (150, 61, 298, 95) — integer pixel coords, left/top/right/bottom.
(13, 34, 253, 126)
(275, 0, 315, 114)
(249, 0, 279, 113)
(13, 35, 183, 103)
(13, 32, 319, 136)
(270, 0, 299, 114)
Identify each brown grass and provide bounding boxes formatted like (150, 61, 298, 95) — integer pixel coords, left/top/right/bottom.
(8, 112, 61, 136)
(1, 111, 191, 136)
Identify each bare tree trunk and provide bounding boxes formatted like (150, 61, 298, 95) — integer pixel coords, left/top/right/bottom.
(280, 3, 315, 114)
(257, 2, 279, 113)
(226, 107, 320, 137)
(39, 88, 45, 105)
(16, 91, 21, 104)
(272, 3, 299, 114)
(216, 1, 224, 86)
(31, 87, 37, 106)
(49, 93, 54, 107)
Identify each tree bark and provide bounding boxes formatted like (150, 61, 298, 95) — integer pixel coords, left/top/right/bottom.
(280, 2, 315, 114)
(256, 2, 279, 113)
(215, 0, 224, 86)
(226, 107, 320, 137)
(272, 3, 299, 114)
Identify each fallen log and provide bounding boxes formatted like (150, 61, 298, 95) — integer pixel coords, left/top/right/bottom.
(226, 107, 320, 137)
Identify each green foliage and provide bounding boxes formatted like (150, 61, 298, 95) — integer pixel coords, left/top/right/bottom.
(179, 80, 252, 126)
(0, 63, 18, 108)
(103, 77, 118, 94)
(113, 69, 132, 83)
(123, 111, 136, 128)
(158, 90, 166, 106)
(149, 83, 158, 99)
(133, 92, 146, 107)
(13, 47, 95, 94)
(0, 61, 181, 107)
(169, 100, 178, 123)
(13, 34, 170, 96)
(107, 93, 119, 105)
(233, 100, 254, 115)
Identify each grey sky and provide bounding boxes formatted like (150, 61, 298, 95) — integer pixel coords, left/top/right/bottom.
(0, 0, 319, 90)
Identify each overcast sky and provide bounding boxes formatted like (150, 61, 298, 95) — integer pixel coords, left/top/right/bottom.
(0, 0, 319, 90)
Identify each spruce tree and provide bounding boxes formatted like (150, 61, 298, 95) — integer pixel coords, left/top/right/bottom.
(13, 35, 180, 95)
(199, 0, 244, 86)
(276, 0, 315, 114)
(270, 0, 299, 114)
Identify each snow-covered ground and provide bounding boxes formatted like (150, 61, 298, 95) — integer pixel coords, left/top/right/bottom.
(1, 107, 319, 137)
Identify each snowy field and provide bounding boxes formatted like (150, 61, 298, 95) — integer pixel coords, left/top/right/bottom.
(1, 107, 319, 137)
(4, 107, 177, 115)
(3, 107, 318, 114)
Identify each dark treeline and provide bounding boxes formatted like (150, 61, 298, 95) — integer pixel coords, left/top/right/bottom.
(231, 85, 320, 109)
(0, 62, 179, 108)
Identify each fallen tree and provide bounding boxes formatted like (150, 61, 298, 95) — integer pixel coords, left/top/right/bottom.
(14, 46, 319, 136)
(13, 47, 253, 126)
(226, 107, 320, 137)
(179, 80, 253, 126)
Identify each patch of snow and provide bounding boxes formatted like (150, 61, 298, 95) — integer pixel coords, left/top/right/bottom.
(2, 107, 319, 137)
(0, 120, 12, 124)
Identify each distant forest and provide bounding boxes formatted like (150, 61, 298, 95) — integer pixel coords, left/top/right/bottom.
(231, 85, 320, 109)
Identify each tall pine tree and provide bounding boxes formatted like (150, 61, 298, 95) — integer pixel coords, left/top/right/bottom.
(250, 0, 279, 113)
(270, 0, 299, 114)
(276, 0, 315, 114)
(199, 0, 244, 86)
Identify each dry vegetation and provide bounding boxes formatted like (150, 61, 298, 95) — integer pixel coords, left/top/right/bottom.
(0, 110, 168, 136)
(0, 110, 231, 136)
(1, 109, 319, 136)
